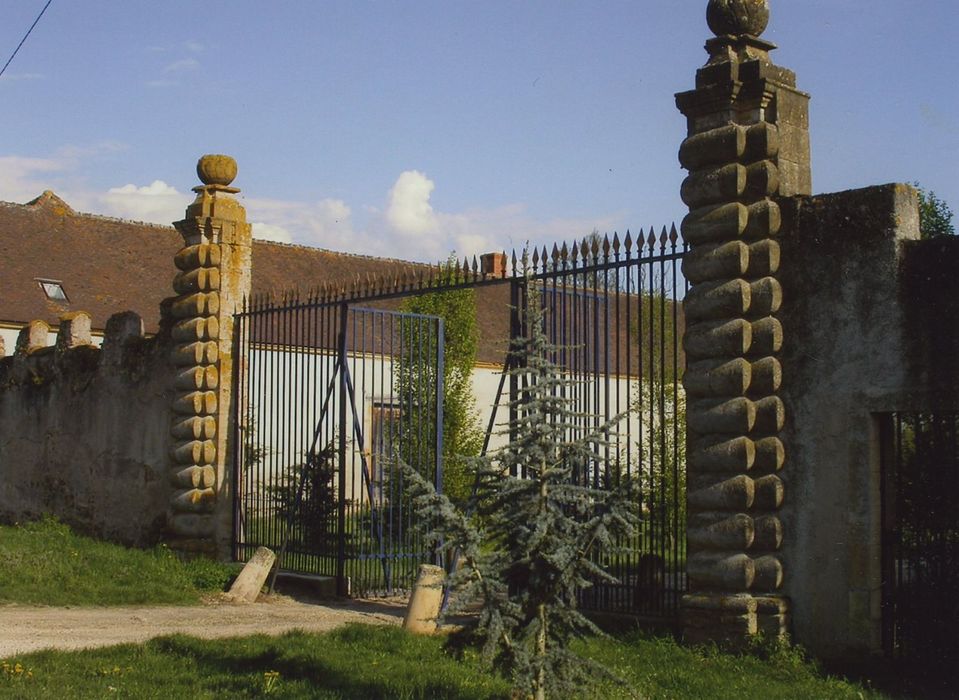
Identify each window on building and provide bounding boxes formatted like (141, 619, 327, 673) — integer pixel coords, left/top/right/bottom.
(36, 279, 68, 302)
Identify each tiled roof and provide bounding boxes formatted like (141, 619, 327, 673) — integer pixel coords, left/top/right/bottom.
(0, 192, 512, 364)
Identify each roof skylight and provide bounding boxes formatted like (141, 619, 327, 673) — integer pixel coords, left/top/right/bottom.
(37, 278, 68, 302)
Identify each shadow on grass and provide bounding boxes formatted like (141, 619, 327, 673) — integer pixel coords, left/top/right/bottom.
(146, 626, 507, 700)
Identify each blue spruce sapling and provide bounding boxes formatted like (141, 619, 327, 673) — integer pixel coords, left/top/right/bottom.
(402, 288, 639, 700)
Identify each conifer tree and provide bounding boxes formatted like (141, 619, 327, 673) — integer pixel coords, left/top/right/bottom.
(403, 284, 639, 700)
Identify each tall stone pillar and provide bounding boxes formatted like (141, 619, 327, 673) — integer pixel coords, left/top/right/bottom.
(675, 0, 809, 644)
(167, 154, 252, 556)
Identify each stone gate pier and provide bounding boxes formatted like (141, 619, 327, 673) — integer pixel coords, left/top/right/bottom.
(676, 0, 959, 660)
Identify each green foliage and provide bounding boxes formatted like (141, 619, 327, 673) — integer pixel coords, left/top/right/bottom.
(915, 183, 955, 239)
(403, 291, 641, 699)
(635, 381, 687, 551)
(399, 256, 484, 504)
(0, 517, 235, 606)
(268, 441, 338, 551)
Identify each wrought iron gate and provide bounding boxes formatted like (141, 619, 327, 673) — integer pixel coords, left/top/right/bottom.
(881, 412, 959, 667)
(233, 229, 687, 621)
(232, 299, 444, 596)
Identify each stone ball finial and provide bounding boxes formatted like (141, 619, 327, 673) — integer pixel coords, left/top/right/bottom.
(196, 154, 238, 187)
(707, 0, 769, 37)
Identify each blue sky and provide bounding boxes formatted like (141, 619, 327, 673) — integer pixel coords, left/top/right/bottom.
(1, 1, 956, 261)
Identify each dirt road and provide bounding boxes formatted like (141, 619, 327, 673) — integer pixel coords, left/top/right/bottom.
(0, 596, 405, 657)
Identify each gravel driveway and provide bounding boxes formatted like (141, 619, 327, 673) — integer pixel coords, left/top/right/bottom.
(0, 596, 406, 657)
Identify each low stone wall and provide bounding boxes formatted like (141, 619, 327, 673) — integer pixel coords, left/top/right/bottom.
(778, 183, 959, 658)
(0, 311, 175, 546)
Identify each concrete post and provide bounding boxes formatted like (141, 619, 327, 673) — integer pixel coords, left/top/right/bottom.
(403, 564, 446, 634)
(167, 154, 253, 557)
(675, 0, 809, 645)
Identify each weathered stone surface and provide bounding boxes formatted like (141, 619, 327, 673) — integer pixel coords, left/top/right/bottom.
(403, 564, 446, 634)
(171, 487, 216, 513)
(197, 154, 238, 187)
(56, 312, 93, 350)
(743, 122, 780, 162)
(747, 277, 782, 316)
(172, 317, 219, 343)
(748, 357, 781, 394)
(103, 311, 144, 343)
(679, 125, 746, 171)
(753, 436, 785, 471)
(743, 200, 781, 239)
(684, 278, 751, 321)
(745, 239, 780, 277)
(681, 592, 759, 646)
(688, 512, 755, 550)
(753, 395, 785, 432)
(745, 161, 779, 199)
(171, 341, 218, 367)
(171, 440, 216, 465)
(173, 268, 221, 295)
(172, 391, 218, 416)
(227, 546, 276, 603)
(706, 0, 769, 38)
(171, 416, 217, 440)
(174, 365, 219, 391)
(752, 555, 783, 590)
(684, 318, 753, 360)
(689, 474, 755, 510)
(688, 397, 756, 434)
(170, 293, 219, 319)
(682, 202, 749, 245)
(16, 320, 50, 355)
(175, 243, 221, 271)
(682, 241, 749, 283)
(687, 552, 756, 590)
(171, 465, 217, 489)
(749, 317, 782, 355)
(752, 515, 783, 550)
(167, 513, 215, 539)
(681, 164, 746, 209)
(753, 474, 784, 509)
(685, 358, 751, 397)
(688, 435, 756, 473)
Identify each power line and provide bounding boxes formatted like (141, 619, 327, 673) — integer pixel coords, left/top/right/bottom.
(0, 0, 53, 80)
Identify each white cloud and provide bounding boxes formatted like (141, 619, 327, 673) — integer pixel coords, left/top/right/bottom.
(163, 58, 199, 73)
(245, 196, 360, 249)
(100, 180, 191, 224)
(386, 170, 437, 235)
(0, 155, 67, 203)
(250, 222, 293, 243)
(0, 148, 625, 264)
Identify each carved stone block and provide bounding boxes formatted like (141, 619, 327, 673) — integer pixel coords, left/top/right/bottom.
(688, 473, 755, 510)
(682, 202, 748, 244)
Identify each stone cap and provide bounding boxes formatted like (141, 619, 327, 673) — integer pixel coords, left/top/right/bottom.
(707, 0, 769, 38)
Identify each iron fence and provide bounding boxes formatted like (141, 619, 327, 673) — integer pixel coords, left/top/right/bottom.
(232, 227, 688, 620)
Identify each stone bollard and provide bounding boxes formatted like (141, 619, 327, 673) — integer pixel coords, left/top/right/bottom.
(403, 564, 446, 634)
(226, 546, 276, 603)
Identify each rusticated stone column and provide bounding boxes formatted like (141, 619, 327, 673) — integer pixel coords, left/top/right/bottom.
(675, 0, 809, 644)
(167, 154, 252, 555)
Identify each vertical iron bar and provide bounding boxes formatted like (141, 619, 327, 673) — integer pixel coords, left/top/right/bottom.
(336, 301, 349, 596)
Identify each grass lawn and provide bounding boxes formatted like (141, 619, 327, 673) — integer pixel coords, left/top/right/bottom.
(0, 624, 891, 700)
(0, 518, 236, 606)
(0, 518, 897, 698)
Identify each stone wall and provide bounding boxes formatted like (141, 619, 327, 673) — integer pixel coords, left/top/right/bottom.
(0, 154, 252, 554)
(0, 312, 176, 546)
(778, 183, 959, 658)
